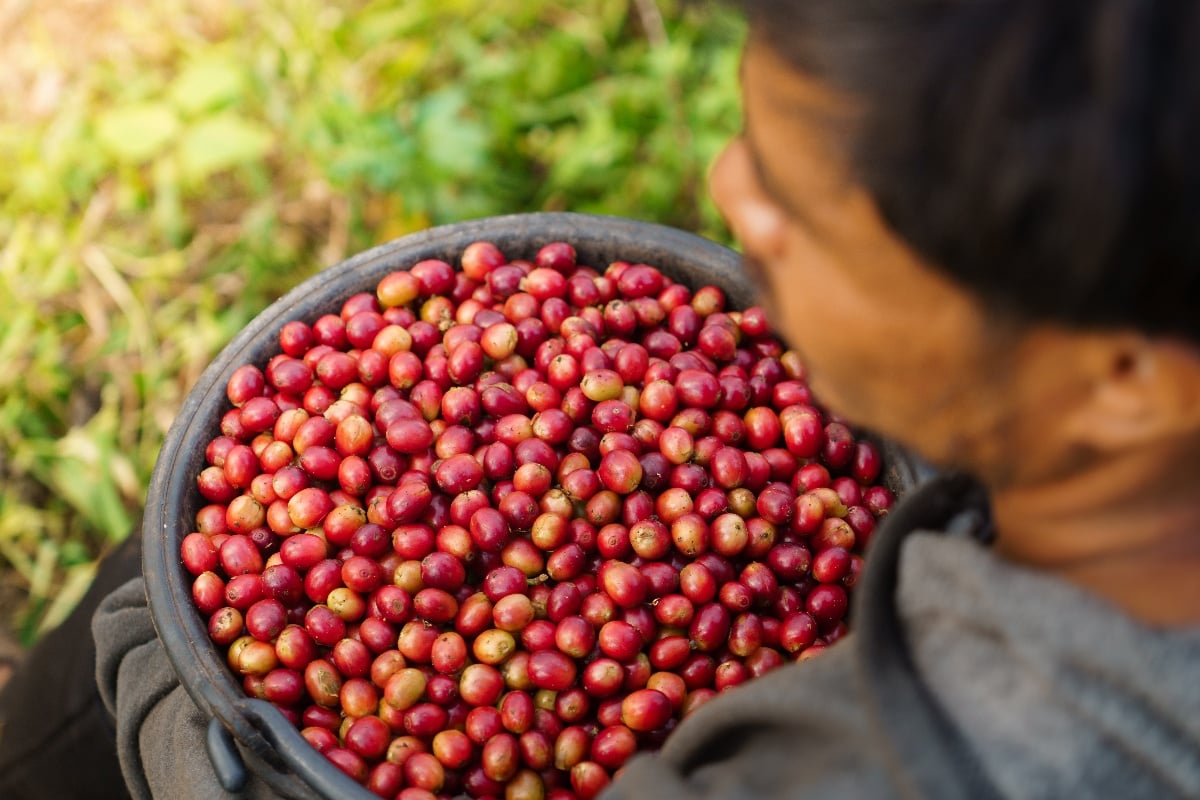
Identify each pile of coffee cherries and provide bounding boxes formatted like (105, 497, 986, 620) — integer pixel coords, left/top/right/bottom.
(184, 240, 895, 799)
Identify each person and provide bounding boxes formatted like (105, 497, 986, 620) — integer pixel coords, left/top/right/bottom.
(4, 0, 1200, 797)
(610, 0, 1200, 795)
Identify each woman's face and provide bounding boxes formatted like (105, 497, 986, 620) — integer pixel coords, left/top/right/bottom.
(708, 40, 1083, 485)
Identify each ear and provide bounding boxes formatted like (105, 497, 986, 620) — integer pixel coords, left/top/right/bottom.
(1061, 335, 1200, 452)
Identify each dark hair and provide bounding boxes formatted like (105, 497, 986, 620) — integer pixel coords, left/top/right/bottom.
(739, 0, 1200, 343)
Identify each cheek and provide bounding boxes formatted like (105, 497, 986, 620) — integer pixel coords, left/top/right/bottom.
(763, 231, 1004, 462)
(763, 236, 890, 420)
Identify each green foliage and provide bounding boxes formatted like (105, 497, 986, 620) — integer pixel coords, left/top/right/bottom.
(0, 0, 744, 640)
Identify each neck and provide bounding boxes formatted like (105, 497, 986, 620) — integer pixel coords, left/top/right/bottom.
(988, 439, 1200, 627)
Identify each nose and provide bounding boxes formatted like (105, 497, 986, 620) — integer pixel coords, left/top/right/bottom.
(708, 137, 746, 231)
(707, 137, 788, 263)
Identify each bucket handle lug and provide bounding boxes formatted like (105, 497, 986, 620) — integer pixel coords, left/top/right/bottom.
(206, 717, 249, 793)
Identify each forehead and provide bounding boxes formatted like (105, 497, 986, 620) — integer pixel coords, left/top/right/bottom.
(741, 41, 856, 139)
(739, 42, 862, 236)
(735, 40, 989, 316)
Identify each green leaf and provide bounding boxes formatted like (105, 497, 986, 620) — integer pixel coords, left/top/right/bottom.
(152, 157, 186, 245)
(168, 56, 246, 115)
(36, 561, 98, 635)
(414, 88, 489, 177)
(48, 454, 133, 543)
(95, 103, 180, 163)
(178, 113, 273, 180)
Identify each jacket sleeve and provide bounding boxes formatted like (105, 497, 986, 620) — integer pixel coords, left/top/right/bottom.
(603, 644, 896, 800)
(92, 577, 282, 800)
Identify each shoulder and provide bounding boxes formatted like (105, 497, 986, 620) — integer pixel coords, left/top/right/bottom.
(604, 640, 897, 800)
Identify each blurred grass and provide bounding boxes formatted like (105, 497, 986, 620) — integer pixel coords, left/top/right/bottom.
(0, 0, 743, 641)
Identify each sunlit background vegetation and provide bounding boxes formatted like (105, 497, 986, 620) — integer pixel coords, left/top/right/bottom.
(0, 0, 743, 641)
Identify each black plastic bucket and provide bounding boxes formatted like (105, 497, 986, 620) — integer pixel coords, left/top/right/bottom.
(142, 212, 927, 798)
